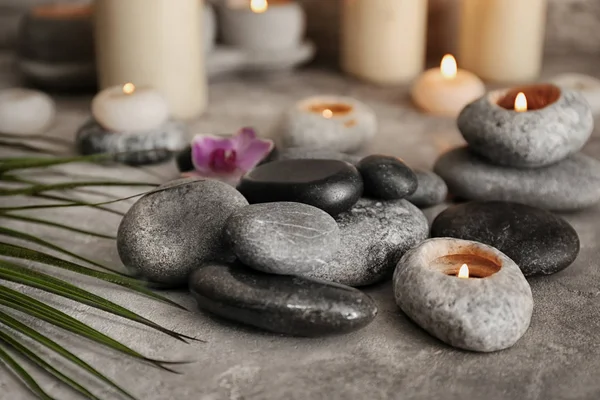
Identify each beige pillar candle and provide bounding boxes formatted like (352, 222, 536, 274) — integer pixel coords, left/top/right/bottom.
(94, 0, 207, 120)
(341, 0, 428, 85)
(459, 0, 547, 83)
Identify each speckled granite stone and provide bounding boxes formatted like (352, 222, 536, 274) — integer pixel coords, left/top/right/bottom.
(406, 169, 448, 208)
(190, 261, 378, 336)
(434, 147, 600, 211)
(458, 88, 593, 167)
(304, 198, 429, 286)
(117, 178, 248, 287)
(431, 201, 580, 276)
(393, 238, 533, 352)
(76, 119, 187, 165)
(225, 202, 340, 275)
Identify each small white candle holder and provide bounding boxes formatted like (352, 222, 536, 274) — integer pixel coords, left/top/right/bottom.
(278, 95, 377, 153)
(394, 238, 533, 352)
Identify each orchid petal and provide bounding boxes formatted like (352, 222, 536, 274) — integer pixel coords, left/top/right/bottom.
(191, 135, 234, 172)
(233, 127, 257, 152)
(236, 139, 274, 171)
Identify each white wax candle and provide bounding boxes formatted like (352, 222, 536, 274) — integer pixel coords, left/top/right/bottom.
(411, 55, 485, 117)
(91, 84, 169, 133)
(341, 0, 428, 85)
(0, 88, 55, 135)
(459, 0, 547, 83)
(94, 0, 207, 120)
(220, 0, 305, 51)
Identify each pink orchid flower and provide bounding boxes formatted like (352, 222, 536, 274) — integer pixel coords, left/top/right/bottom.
(183, 127, 274, 185)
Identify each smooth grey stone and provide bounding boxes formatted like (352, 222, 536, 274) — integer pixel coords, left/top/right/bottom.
(276, 147, 361, 164)
(357, 155, 418, 200)
(189, 262, 378, 336)
(458, 88, 593, 167)
(394, 238, 533, 352)
(117, 178, 249, 287)
(406, 169, 448, 208)
(225, 202, 340, 275)
(76, 119, 186, 166)
(434, 147, 600, 211)
(304, 198, 429, 286)
(431, 201, 580, 276)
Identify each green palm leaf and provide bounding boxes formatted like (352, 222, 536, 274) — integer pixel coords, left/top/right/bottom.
(0, 214, 116, 240)
(0, 344, 56, 400)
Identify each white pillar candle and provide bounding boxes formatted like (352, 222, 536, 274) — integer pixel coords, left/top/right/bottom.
(341, 0, 428, 85)
(220, 0, 305, 51)
(91, 83, 169, 133)
(411, 54, 485, 117)
(0, 88, 55, 135)
(459, 0, 547, 83)
(94, 0, 207, 120)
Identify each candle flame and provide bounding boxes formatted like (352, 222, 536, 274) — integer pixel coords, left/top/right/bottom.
(122, 83, 135, 95)
(514, 92, 528, 112)
(322, 109, 333, 119)
(440, 54, 457, 80)
(458, 264, 469, 279)
(250, 0, 268, 13)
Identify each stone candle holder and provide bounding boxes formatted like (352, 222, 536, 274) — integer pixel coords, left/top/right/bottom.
(458, 84, 593, 168)
(219, 0, 305, 51)
(393, 238, 533, 352)
(278, 95, 377, 153)
(75, 119, 187, 165)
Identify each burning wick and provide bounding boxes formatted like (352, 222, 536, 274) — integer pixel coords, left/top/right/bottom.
(250, 0, 268, 13)
(440, 54, 458, 80)
(322, 109, 333, 119)
(514, 92, 528, 112)
(122, 83, 135, 95)
(457, 263, 469, 279)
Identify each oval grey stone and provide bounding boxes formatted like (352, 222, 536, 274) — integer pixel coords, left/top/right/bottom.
(304, 198, 429, 286)
(225, 202, 340, 275)
(117, 178, 249, 287)
(406, 169, 448, 208)
(458, 88, 593, 167)
(190, 262, 378, 336)
(434, 147, 600, 211)
(393, 238, 533, 352)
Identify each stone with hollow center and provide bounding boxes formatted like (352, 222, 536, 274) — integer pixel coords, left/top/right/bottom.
(393, 238, 533, 352)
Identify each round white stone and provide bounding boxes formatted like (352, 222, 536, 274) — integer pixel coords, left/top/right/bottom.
(0, 88, 55, 135)
(91, 85, 169, 133)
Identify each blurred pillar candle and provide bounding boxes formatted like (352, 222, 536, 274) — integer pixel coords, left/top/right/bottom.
(459, 0, 547, 83)
(94, 0, 207, 119)
(341, 0, 428, 85)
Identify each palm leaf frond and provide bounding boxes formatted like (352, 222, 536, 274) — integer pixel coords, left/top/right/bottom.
(0, 214, 116, 240)
(0, 344, 56, 400)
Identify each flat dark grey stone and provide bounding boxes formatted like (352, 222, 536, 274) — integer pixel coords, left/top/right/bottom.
(117, 178, 248, 287)
(237, 159, 363, 216)
(406, 169, 448, 208)
(189, 262, 378, 336)
(394, 238, 533, 352)
(225, 202, 340, 275)
(76, 119, 186, 166)
(458, 88, 593, 167)
(276, 147, 361, 164)
(434, 147, 600, 211)
(357, 155, 417, 200)
(431, 201, 580, 276)
(304, 198, 429, 286)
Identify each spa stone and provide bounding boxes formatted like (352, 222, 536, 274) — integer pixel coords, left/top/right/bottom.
(406, 169, 448, 208)
(357, 155, 418, 200)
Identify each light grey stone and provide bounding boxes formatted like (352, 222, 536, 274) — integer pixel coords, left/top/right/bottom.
(458, 88, 593, 167)
(117, 178, 249, 287)
(225, 202, 340, 275)
(304, 198, 429, 286)
(550, 73, 600, 115)
(276, 147, 362, 164)
(434, 147, 600, 211)
(75, 119, 187, 165)
(393, 238, 533, 352)
(278, 95, 377, 153)
(406, 169, 448, 208)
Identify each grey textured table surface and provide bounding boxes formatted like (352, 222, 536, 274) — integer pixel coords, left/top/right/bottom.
(1, 52, 600, 400)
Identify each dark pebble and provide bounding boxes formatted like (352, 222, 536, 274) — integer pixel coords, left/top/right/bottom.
(357, 155, 417, 200)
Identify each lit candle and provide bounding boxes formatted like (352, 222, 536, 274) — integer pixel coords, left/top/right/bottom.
(411, 54, 485, 117)
(91, 83, 169, 133)
(457, 263, 469, 279)
(220, 0, 305, 51)
(514, 92, 528, 112)
(278, 95, 377, 153)
(0, 88, 55, 135)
